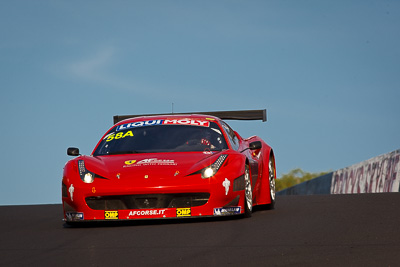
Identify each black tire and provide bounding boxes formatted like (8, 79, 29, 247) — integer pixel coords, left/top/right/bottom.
(264, 155, 276, 210)
(244, 165, 253, 218)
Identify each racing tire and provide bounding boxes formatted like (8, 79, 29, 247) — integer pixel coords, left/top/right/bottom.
(264, 155, 276, 210)
(244, 165, 253, 218)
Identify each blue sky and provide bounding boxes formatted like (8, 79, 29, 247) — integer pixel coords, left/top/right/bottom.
(1, 0, 399, 205)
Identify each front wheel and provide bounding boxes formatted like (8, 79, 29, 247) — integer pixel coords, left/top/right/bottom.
(244, 165, 253, 217)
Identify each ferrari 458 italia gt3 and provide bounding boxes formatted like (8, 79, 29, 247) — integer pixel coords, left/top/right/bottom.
(62, 110, 276, 223)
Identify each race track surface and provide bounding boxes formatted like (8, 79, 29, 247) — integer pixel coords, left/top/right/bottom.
(1, 194, 399, 266)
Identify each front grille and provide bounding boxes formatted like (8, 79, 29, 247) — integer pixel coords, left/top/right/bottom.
(86, 193, 210, 210)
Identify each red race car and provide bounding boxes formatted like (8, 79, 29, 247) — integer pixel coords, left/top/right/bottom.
(62, 110, 276, 223)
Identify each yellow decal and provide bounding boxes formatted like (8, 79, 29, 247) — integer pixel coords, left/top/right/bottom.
(105, 211, 119, 219)
(124, 160, 137, 165)
(176, 208, 191, 217)
(106, 131, 134, 142)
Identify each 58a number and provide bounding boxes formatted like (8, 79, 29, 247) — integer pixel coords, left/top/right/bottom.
(106, 131, 134, 142)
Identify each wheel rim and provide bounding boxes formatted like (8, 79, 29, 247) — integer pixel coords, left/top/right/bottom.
(245, 167, 252, 211)
(269, 158, 276, 201)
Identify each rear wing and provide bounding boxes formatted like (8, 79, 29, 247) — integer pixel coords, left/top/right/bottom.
(113, 109, 267, 124)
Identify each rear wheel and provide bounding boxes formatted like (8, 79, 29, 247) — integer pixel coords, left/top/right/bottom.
(244, 165, 253, 217)
(265, 155, 276, 210)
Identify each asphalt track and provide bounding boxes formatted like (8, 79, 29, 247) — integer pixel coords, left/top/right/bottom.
(1, 194, 400, 266)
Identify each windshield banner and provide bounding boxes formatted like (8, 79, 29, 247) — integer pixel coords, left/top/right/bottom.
(117, 119, 210, 131)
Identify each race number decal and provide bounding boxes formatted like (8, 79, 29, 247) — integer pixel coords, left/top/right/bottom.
(106, 131, 134, 142)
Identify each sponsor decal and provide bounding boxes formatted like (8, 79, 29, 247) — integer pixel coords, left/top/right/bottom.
(91, 187, 96, 193)
(105, 211, 119, 220)
(117, 120, 163, 131)
(174, 171, 180, 176)
(331, 150, 400, 194)
(124, 158, 177, 168)
(128, 209, 166, 216)
(68, 184, 74, 201)
(116, 119, 209, 131)
(66, 212, 84, 221)
(213, 207, 241, 216)
(137, 158, 177, 165)
(105, 130, 134, 142)
(176, 208, 191, 217)
(222, 178, 231, 195)
(163, 119, 209, 127)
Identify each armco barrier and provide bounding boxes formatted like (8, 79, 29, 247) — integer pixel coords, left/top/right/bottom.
(277, 173, 333, 196)
(277, 149, 400, 196)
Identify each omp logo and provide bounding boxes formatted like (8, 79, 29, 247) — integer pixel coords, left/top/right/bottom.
(124, 160, 137, 165)
(176, 208, 191, 217)
(105, 211, 118, 219)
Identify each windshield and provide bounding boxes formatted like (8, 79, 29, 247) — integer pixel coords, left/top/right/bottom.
(93, 121, 229, 156)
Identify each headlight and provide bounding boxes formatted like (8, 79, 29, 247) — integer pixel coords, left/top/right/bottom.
(83, 173, 94, 183)
(201, 154, 228, 179)
(202, 167, 216, 178)
(78, 160, 95, 183)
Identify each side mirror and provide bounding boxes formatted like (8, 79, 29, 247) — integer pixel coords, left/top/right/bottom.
(67, 147, 80, 156)
(249, 141, 262, 150)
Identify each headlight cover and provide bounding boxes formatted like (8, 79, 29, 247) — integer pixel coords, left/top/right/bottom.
(201, 154, 228, 179)
(78, 160, 95, 183)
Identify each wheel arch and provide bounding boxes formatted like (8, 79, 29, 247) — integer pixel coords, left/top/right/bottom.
(256, 147, 276, 205)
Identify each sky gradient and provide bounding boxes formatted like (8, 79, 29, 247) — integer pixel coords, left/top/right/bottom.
(1, 0, 399, 205)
